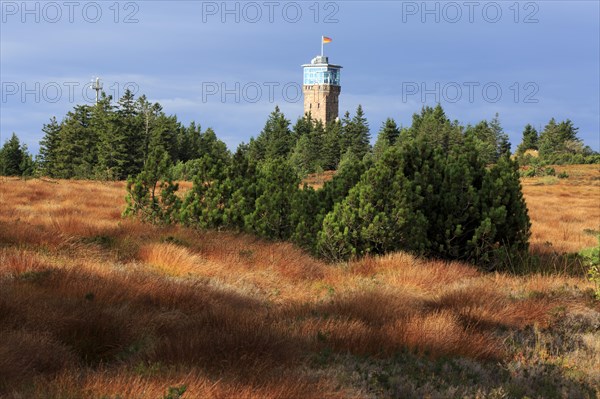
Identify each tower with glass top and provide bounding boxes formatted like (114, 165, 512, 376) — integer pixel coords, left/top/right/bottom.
(302, 54, 342, 124)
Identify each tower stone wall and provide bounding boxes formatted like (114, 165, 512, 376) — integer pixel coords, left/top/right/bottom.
(303, 84, 341, 124)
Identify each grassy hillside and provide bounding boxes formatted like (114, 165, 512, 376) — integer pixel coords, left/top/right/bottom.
(0, 165, 598, 398)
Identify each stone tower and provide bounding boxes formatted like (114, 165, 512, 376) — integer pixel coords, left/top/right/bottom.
(302, 55, 342, 124)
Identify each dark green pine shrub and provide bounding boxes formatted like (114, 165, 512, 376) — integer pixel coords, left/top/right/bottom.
(317, 146, 427, 261)
(123, 145, 181, 225)
(244, 157, 300, 240)
(317, 108, 531, 270)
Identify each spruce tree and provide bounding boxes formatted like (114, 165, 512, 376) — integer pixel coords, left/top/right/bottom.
(136, 95, 164, 166)
(339, 111, 353, 156)
(343, 105, 371, 161)
(38, 117, 62, 177)
(178, 121, 202, 162)
(289, 135, 314, 177)
(289, 120, 324, 175)
(0, 133, 28, 176)
(198, 128, 230, 172)
(516, 124, 539, 155)
(20, 148, 35, 177)
(93, 94, 119, 179)
(151, 114, 180, 164)
(407, 105, 462, 154)
(373, 118, 401, 161)
(54, 105, 94, 178)
(321, 120, 342, 170)
(292, 113, 314, 142)
(557, 119, 579, 143)
(538, 118, 582, 162)
(116, 89, 144, 178)
(490, 113, 511, 158)
(379, 118, 401, 145)
(248, 106, 293, 162)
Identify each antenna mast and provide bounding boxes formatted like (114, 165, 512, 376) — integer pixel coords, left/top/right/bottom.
(90, 77, 103, 104)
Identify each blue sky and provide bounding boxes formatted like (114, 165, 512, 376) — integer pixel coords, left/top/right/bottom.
(1, 1, 599, 153)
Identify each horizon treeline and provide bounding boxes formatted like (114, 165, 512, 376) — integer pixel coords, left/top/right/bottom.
(1, 90, 598, 268)
(0, 89, 598, 178)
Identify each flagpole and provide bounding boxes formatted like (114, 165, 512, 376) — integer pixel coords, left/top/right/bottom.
(321, 35, 324, 57)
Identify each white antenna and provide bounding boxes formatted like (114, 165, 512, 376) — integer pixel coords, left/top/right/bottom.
(90, 77, 103, 104)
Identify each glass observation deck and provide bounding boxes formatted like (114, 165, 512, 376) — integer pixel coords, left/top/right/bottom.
(303, 67, 341, 86)
(302, 55, 342, 86)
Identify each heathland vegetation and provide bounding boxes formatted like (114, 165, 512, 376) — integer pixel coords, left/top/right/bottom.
(0, 166, 598, 397)
(1, 91, 599, 397)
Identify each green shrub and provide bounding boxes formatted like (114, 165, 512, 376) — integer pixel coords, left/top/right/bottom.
(521, 168, 537, 178)
(589, 264, 600, 300)
(581, 237, 600, 299)
(519, 160, 560, 179)
(123, 146, 181, 225)
(317, 108, 530, 270)
(536, 176, 559, 185)
(162, 385, 187, 399)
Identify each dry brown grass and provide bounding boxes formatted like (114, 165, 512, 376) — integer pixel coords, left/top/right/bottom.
(518, 164, 600, 279)
(0, 168, 598, 398)
(522, 164, 600, 256)
(302, 170, 337, 190)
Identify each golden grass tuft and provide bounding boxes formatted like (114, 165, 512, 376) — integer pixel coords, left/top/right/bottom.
(403, 310, 502, 360)
(138, 242, 205, 276)
(0, 248, 50, 276)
